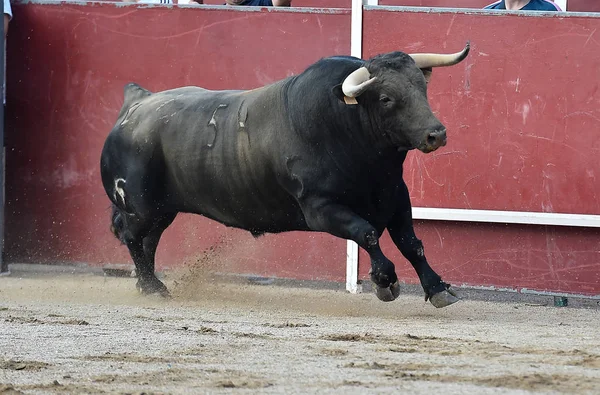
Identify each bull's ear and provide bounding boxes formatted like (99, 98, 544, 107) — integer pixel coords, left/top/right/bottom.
(421, 67, 433, 84)
(332, 84, 359, 105)
(332, 83, 346, 102)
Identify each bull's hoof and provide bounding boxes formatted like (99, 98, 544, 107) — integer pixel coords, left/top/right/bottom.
(429, 288, 459, 308)
(374, 281, 400, 302)
(136, 278, 171, 298)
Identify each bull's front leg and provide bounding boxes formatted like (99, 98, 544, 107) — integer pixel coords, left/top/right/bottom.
(387, 183, 458, 308)
(300, 198, 400, 302)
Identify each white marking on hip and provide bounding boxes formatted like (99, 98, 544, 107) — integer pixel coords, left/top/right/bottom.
(115, 178, 126, 205)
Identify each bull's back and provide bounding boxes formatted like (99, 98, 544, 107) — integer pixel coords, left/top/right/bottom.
(110, 84, 307, 232)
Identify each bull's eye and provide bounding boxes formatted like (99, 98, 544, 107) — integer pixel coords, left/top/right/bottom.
(380, 95, 392, 104)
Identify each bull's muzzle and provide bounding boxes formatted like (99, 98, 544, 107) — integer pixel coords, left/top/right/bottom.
(420, 128, 447, 153)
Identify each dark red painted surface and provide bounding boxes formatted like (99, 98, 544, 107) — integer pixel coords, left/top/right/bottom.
(358, 9, 600, 295)
(87, 0, 600, 12)
(4, 3, 350, 280)
(379, 0, 597, 12)
(202, 0, 600, 11)
(201, 0, 351, 6)
(569, 0, 600, 12)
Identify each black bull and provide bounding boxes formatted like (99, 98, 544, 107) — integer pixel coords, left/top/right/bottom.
(100, 43, 470, 308)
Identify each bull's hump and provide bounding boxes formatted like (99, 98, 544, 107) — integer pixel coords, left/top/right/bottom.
(123, 83, 152, 107)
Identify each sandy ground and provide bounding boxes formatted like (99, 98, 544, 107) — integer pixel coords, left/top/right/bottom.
(1, 268, 600, 395)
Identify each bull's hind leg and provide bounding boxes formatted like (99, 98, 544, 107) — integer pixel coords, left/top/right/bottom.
(138, 214, 177, 296)
(111, 206, 175, 296)
(387, 182, 458, 308)
(128, 238, 166, 296)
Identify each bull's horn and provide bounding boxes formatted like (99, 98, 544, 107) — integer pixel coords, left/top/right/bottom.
(342, 67, 377, 98)
(409, 41, 470, 69)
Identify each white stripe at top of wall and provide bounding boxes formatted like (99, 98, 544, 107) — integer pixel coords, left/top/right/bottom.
(412, 207, 600, 228)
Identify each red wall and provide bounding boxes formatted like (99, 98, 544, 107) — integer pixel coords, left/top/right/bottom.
(357, 8, 600, 295)
(4, 3, 350, 281)
(201, 0, 351, 6)
(566, 0, 600, 12)
(84, 0, 600, 12)
(378, 0, 599, 11)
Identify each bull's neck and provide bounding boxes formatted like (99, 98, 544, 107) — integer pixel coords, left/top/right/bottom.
(320, 112, 406, 172)
(282, 74, 403, 165)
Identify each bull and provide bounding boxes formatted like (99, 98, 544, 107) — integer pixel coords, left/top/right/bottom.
(100, 42, 470, 308)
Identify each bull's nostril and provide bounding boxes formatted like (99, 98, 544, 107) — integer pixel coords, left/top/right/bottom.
(427, 134, 437, 146)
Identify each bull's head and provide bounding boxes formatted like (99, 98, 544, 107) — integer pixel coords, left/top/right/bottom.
(340, 42, 470, 153)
